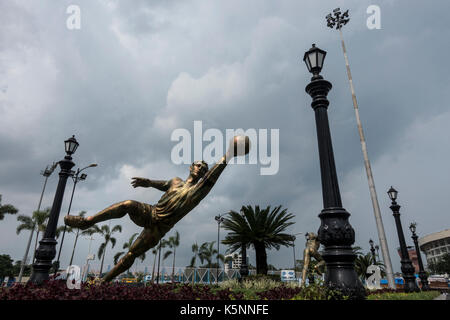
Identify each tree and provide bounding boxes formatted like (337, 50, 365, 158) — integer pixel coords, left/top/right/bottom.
(150, 247, 158, 284)
(93, 224, 122, 277)
(114, 233, 146, 267)
(0, 255, 14, 280)
(222, 205, 295, 275)
(12, 260, 31, 277)
(162, 231, 180, 282)
(189, 242, 205, 285)
(199, 241, 219, 284)
(428, 253, 450, 275)
(16, 208, 51, 263)
(354, 252, 386, 281)
(0, 195, 18, 220)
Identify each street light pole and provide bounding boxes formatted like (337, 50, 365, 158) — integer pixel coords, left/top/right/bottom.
(303, 44, 365, 299)
(17, 162, 57, 283)
(30, 136, 79, 284)
(369, 239, 376, 263)
(387, 187, 419, 292)
(409, 222, 429, 291)
(326, 8, 396, 290)
(54, 163, 97, 274)
(239, 210, 249, 281)
(291, 232, 303, 273)
(215, 214, 225, 283)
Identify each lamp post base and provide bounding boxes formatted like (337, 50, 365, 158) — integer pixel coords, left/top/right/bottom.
(318, 207, 366, 300)
(29, 238, 57, 285)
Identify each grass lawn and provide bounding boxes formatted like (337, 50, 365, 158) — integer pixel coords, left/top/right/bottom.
(367, 290, 442, 300)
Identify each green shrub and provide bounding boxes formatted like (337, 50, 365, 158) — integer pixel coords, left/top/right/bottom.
(367, 290, 441, 300)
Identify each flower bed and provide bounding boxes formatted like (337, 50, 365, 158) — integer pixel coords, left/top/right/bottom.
(0, 280, 348, 300)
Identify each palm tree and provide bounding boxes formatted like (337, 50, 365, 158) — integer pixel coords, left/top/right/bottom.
(162, 231, 180, 282)
(150, 247, 158, 284)
(189, 242, 204, 285)
(0, 195, 18, 220)
(114, 233, 146, 269)
(199, 241, 219, 284)
(354, 252, 385, 282)
(94, 224, 122, 277)
(16, 208, 51, 263)
(55, 211, 91, 266)
(222, 205, 295, 275)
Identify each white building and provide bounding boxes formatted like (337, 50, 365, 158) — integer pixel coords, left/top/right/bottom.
(224, 253, 249, 271)
(418, 229, 450, 266)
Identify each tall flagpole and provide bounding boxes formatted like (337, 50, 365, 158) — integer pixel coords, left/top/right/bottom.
(326, 8, 396, 290)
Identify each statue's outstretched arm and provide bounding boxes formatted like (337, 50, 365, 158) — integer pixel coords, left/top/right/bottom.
(131, 177, 170, 191)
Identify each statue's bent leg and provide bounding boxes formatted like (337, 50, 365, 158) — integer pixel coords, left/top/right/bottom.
(103, 224, 162, 282)
(65, 200, 151, 229)
(301, 249, 310, 284)
(312, 252, 325, 275)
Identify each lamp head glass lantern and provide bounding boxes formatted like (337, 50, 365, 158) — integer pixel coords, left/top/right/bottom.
(64, 135, 79, 156)
(387, 186, 398, 202)
(369, 239, 374, 247)
(303, 44, 327, 76)
(409, 222, 417, 234)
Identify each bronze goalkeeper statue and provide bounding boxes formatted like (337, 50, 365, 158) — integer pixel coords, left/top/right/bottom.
(64, 136, 250, 282)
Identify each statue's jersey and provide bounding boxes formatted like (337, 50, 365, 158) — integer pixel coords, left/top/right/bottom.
(151, 160, 227, 232)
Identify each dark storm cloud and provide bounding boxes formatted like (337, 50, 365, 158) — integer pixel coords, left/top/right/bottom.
(1, 0, 449, 274)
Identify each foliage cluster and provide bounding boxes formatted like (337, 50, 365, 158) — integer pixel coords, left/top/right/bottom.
(0, 279, 349, 300)
(367, 289, 441, 300)
(428, 253, 450, 275)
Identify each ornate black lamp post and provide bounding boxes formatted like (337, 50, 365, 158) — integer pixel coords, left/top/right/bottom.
(30, 136, 79, 284)
(387, 187, 419, 292)
(369, 239, 376, 263)
(303, 44, 365, 299)
(54, 163, 97, 274)
(215, 214, 225, 283)
(409, 222, 429, 290)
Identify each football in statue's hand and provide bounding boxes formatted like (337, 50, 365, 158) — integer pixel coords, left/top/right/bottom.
(230, 135, 251, 156)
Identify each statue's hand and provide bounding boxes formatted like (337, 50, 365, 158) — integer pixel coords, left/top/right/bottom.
(131, 177, 149, 188)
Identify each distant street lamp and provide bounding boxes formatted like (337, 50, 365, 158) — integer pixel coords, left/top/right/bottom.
(387, 187, 419, 292)
(17, 162, 58, 283)
(369, 239, 376, 263)
(30, 135, 79, 284)
(54, 163, 97, 274)
(409, 222, 430, 291)
(239, 210, 249, 281)
(291, 232, 303, 272)
(375, 245, 380, 261)
(215, 214, 225, 283)
(303, 43, 365, 299)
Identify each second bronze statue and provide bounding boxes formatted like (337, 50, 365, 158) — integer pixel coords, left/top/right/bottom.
(65, 136, 250, 282)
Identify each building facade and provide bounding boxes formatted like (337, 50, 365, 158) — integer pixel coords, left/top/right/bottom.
(224, 253, 249, 271)
(418, 229, 450, 266)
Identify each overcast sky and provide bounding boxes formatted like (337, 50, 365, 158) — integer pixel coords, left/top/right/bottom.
(1, 0, 449, 276)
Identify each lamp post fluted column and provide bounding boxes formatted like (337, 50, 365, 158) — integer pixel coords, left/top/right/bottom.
(30, 136, 79, 284)
(303, 44, 365, 299)
(409, 223, 429, 291)
(387, 187, 419, 292)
